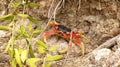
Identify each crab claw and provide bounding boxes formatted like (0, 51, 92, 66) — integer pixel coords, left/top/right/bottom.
(42, 30, 56, 43)
(73, 39, 85, 56)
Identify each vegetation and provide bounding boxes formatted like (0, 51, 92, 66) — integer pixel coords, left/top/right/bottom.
(0, 0, 62, 67)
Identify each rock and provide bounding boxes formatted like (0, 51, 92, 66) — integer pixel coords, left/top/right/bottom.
(106, 48, 120, 67)
(93, 48, 111, 61)
(116, 37, 120, 46)
(0, 31, 7, 38)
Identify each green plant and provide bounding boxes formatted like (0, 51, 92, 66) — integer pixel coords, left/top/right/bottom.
(0, 0, 62, 67)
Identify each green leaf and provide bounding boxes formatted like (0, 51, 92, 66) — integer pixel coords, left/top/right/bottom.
(24, 32, 29, 38)
(11, 59, 17, 67)
(26, 39, 35, 58)
(33, 39, 47, 53)
(14, 49, 22, 67)
(28, 3, 40, 7)
(17, 14, 29, 18)
(21, 50, 28, 63)
(27, 16, 39, 24)
(8, 48, 14, 58)
(37, 44, 46, 53)
(14, 28, 22, 39)
(0, 25, 11, 30)
(0, 14, 14, 20)
(34, 39, 47, 49)
(28, 24, 33, 34)
(11, 0, 21, 8)
(29, 45, 35, 58)
(46, 54, 63, 61)
(49, 46, 59, 51)
(12, 3, 20, 8)
(18, 47, 24, 54)
(4, 38, 12, 53)
(16, 27, 22, 35)
(29, 44, 35, 58)
(26, 58, 41, 67)
(20, 25, 25, 34)
(20, 25, 29, 37)
(44, 62, 52, 67)
(33, 28, 43, 34)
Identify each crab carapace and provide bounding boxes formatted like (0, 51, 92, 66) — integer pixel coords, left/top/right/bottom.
(57, 25, 71, 33)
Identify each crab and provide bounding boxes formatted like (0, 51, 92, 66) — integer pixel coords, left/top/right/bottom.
(42, 21, 90, 56)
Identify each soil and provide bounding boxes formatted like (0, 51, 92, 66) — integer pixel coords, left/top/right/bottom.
(0, 0, 120, 67)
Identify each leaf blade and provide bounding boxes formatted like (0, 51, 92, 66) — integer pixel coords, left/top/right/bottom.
(44, 62, 52, 67)
(11, 58, 17, 67)
(17, 14, 29, 18)
(49, 45, 59, 51)
(0, 25, 11, 30)
(0, 14, 14, 20)
(27, 16, 40, 24)
(26, 39, 35, 58)
(21, 50, 28, 63)
(26, 58, 41, 67)
(14, 49, 22, 67)
(46, 54, 63, 61)
(33, 28, 43, 34)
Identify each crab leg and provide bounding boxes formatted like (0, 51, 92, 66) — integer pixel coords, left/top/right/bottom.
(73, 39, 85, 56)
(69, 31, 73, 48)
(42, 30, 56, 43)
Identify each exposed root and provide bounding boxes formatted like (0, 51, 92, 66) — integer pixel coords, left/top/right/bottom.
(53, 0, 63, 21)
(48, 0, 65, 22)
(62, 0, 65, 8)
(48, 0, 55, 22)
(78, 0, 81, 9)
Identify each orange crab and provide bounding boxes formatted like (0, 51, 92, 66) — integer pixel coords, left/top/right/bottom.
(42, 21, 90, 56)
